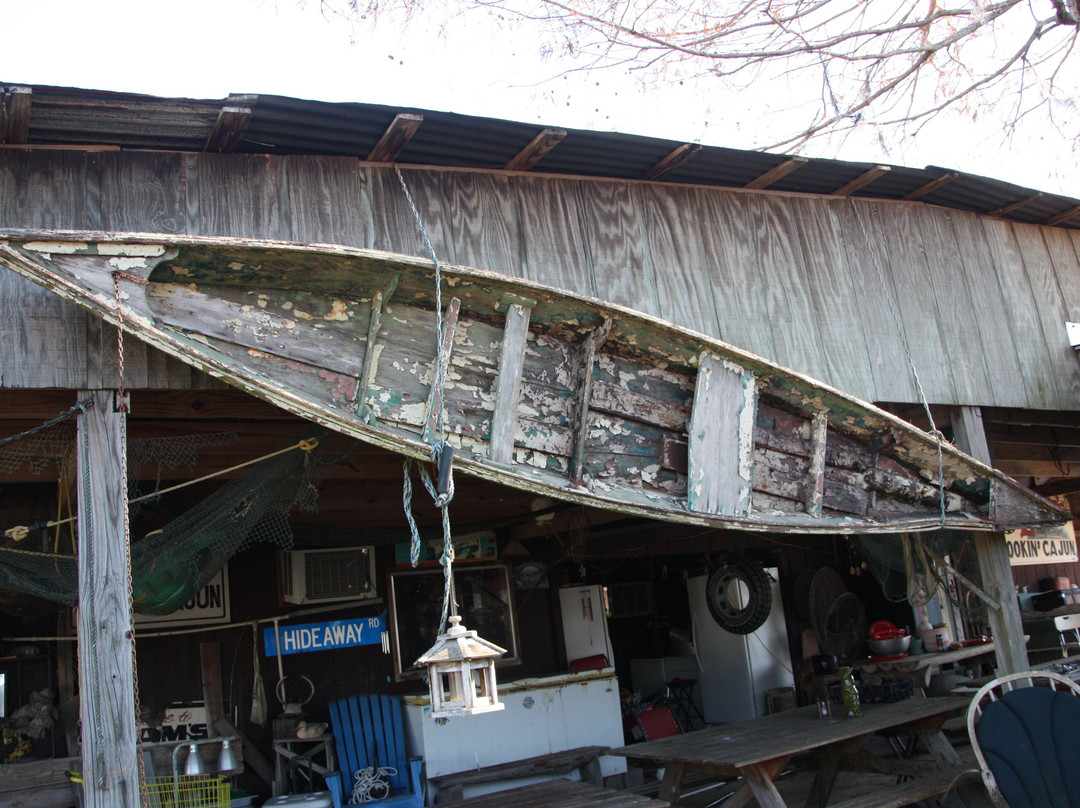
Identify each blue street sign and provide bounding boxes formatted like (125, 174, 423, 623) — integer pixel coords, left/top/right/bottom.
(264, 616, 384, 656)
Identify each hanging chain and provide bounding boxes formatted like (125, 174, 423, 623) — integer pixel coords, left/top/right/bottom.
(850, 200, 946, 528)
(111, 271, 150, 797)
(120, 403, 150, 805)
(394, 165, 458, 633)
(111, 271, 149, 412)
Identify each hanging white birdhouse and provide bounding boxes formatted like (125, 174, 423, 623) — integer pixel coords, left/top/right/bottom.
(415, 615, 507, 718)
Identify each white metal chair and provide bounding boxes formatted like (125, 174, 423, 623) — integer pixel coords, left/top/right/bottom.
(966, 670, 1080, 808)
(1053, 613, 1080, 657)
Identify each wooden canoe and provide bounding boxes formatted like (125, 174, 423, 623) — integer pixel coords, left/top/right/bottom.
(0, 230, 1068, 534)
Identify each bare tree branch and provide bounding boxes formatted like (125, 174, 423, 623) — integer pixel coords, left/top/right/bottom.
(325, 0, 1080, 154)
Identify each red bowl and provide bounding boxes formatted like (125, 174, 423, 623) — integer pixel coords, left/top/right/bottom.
(869, 620, 898, 636)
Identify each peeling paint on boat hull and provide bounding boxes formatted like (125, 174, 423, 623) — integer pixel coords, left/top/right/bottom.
(0, 230, 1069, 534)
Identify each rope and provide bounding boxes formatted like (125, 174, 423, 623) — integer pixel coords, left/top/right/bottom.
(350, 766, 397, 802)
(395, 165, 458, 635)
(402, 447, 456, 633)
(3, 437, 321, 541)
(850, 199, 946, 528)
(0, 398, 94, 450)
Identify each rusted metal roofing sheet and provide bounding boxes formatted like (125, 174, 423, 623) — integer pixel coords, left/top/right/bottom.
(2, 82, 1077, 229)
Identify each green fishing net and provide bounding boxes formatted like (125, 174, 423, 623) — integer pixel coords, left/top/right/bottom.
(858, 530, 982, 616)
(0, 405, 339, 614)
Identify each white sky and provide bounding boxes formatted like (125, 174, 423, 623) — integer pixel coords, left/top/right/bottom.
(3, 0, 1075, 197)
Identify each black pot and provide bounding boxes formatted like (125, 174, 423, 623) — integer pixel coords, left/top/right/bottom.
(811, 654, 839, 675)
(1033, 590, 1066, 612)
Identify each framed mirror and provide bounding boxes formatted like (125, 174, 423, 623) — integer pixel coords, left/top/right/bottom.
(388, 563, 520, 681)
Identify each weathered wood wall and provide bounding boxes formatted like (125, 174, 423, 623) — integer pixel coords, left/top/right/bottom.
(3, 149, 1080, 411)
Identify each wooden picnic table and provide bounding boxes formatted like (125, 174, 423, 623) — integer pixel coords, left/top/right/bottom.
(434, 778, 671, 807)
(853, 642, 1000, 688)
(609, 696, 986, 808)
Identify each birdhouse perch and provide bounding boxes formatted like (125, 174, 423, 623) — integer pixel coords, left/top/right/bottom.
(415, 615, 507, 717)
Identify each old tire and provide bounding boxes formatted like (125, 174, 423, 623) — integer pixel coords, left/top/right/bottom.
(705, 557, 772, 634)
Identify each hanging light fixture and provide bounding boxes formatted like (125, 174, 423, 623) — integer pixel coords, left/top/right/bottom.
(183, 744, 206, 776)
(415, 615, 507, 718)
(216, 738, 239, 773)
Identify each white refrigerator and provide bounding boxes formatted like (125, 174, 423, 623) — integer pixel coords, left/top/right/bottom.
(688, 570, 794, 724)
(559, 584, 615, 667)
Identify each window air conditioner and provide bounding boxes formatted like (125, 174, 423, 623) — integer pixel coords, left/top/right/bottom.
(280, 546, 377, 605)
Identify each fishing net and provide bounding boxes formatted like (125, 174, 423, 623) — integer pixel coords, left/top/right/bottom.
(0, 407, 80, 479)
(857, 531, 982, 617)
(0, 403, 344, 614)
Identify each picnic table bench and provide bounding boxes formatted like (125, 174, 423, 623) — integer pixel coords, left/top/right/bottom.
(610, 697, 990, 808)
(435, 778, 669, 808)
(431, 745, 609, 804)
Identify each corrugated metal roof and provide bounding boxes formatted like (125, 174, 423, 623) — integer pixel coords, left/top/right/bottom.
(3, 82, 1077, 229)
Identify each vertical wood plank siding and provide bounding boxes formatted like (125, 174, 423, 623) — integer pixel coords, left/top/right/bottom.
(945, 210, 1028, 408)
(3, 150, 1080, 413)
(980, 218, 1062, 409)
(788, 197, 874, 396)
(636, 184, 726, 338)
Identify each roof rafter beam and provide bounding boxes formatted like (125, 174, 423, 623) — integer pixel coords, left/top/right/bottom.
(831, 165, 891, 196)
(901, 172, 958, 201)
(366, 113, 423, 163)
(744, 156, 808, 190)
(204, 104, 253, 153)
(505, 128, 566, 172)
(1046, 204, 1080, 227)
(988, 193, 1043, 217)
(641, 143, 702, 181)
(1, 86, 32, 145)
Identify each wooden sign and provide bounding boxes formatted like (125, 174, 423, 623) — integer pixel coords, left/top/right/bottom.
(1006, 519, 1078, 566)
(135, 569, 230, 628)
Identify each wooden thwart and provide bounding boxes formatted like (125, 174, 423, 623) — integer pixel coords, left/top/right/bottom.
(571, 317, 613, 482)
(356, 273, 400, 421)
(688, 353, 755, 517)
(422, 296, 461, 443)
(490, 302, 532, 465)
(805, 412, 828, 517)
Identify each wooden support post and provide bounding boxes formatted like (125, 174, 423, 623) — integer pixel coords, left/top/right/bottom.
(951, 405, 1028, 675)
(200, 642, 225, 736)
(687, 353, 755, 517)
(489, 302, 532, 465)
(76, 391, 138, 807)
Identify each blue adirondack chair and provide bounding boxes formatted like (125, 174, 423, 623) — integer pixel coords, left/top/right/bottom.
(325, 694, 424, 808)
